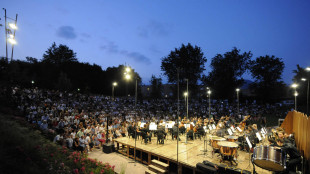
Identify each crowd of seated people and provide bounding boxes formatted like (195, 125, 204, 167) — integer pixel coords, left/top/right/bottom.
(10, 87, 293, 154)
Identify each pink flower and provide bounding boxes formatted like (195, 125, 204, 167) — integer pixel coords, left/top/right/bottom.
(100, 169, 105, 174)
(112, 165, 115, 170)
(74, 158, 78, 164)
(90, 172, 94, 174)
(60, 163, 64, 167)
(73, 169, 79, 174)
(50, 153, 54, 157)
(81, 166, 85, 172)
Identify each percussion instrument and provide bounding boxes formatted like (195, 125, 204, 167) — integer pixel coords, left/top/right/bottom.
(224, 135, 238, 142)
(252, 145, 286, 172)
(210, 137, 226, 149)
(218, 141, 238, 157)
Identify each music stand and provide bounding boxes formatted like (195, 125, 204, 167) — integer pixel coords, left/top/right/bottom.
(245, 136, 252, 169)
(197, 128, 209, 157)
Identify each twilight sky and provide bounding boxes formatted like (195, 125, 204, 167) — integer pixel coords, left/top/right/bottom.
(1, 0, 310, 84)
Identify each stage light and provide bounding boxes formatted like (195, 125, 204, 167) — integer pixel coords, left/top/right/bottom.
(113, 82, 118, 86)
(306, 67, 310, 71)
(236, 88, 240, 92)
(184, 92, 188, 96)
(294, 92, 298, 97)
(207, 90, 211, 94)
(301, 78, 306, 81)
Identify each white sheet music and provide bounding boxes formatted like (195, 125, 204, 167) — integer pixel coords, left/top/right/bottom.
(140, 123, 146, 128)
(230, 126, 235, 132)
(212, 124, 216, 129)
(149, 124, 157, 130)
(228, 128, 233, 135)
(184, 124, 190, 129)
(236, 127, 242, 132)
(246, 136, 252, 149)
(208, 125, 212, 130)
(256, 132, 262, 141)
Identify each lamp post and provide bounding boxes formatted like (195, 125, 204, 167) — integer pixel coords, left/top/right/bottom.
(184, 79, 189, 144)
(236, 88, 240, 116)
(291, 83, 298, 111)
(207, 90, 211, 118)
(112, 82, 117, 101)
(3, 8, 18, 62)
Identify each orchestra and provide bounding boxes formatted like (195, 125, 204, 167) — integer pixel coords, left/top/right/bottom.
(125, 114, 301, 173)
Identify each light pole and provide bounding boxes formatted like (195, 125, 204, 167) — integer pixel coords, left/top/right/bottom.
(183, 79, 189, 144)
(236, 88, 240, 116)
(112, 82, 117, 101)
(291, 83, 298, 111)
(3, 8, 18, 62)
(207, 90, 211, 118)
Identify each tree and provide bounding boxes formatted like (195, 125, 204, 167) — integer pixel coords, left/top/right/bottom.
(292, 64, 309, 111)
(161, 43, 207, 97)
(42, 42, 77, 64)
(150, 75, 163, 98)
(249, 55, 285, 102)
(204, 47, 252, 100)
(26, 57, 38, 64)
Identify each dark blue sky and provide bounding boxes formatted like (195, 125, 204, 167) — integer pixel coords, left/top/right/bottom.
(1, 0, 310, 84)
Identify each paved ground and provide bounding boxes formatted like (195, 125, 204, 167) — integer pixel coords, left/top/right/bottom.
(87, 148, 148, 174)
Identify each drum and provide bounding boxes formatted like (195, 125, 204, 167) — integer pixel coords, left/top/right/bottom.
(252, 146, 286, 172)
(224, 135, 238, 142)
(210, 137, 226, 149)
(217, 141, 238, 157)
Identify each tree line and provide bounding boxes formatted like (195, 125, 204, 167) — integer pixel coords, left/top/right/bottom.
(0, 42, 307, 105)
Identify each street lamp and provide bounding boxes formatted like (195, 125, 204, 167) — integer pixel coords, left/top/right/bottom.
(185, 79, 189, 144)
(207, 90, 211, 118)
(112, 82, 117, 101)
(291, 83, 298, 111)
(236, 88, 240, 116)
(184, 92, 188, 105)
(123, 66, 138, 165)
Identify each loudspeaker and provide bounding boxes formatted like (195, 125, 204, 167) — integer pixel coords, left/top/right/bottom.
(102, 142, 114, 153)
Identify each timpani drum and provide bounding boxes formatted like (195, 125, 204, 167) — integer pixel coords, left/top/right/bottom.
(224, 135, 238, 142)
(252, 145, 286, 172)
(217, 141, 238, 157)
(210, 137, 226, 149)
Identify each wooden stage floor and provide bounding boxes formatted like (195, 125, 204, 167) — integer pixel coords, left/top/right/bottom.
(114, 134, 273, 174)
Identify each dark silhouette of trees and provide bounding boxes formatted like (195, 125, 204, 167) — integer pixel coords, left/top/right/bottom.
(161, 43, 207, 97)
(204, 47, 252, 100)
(150, 75, 163, 99)
(42, 42, 77, 64)
(292, 64, 309, 112)
(249, 55, 286, 102)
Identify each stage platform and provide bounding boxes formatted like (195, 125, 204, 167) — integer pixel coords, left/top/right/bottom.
(114, 134, 273, 174)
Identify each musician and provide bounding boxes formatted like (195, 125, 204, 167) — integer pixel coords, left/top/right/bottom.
(141, 124, 151, 143)
(157, 125, 165, 144)
(172, 123, 181, 141)
(187, 124, 194, 140)
(276, 139, 302, 173)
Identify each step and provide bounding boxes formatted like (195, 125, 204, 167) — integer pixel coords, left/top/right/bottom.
(145, 169, 157, 174)
(149, 164, 166, 174)
(151, 159, 169, 170)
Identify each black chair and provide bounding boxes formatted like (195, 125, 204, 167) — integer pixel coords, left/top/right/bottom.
(187, 130, 194, 140)
(140, 131, 148, 144)
(157, 132, 165, 144)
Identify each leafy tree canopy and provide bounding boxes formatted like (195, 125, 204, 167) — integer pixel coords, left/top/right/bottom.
(42, 42, 77, 64)
(204, 47, 252, 99)
(249, 55, 285, 102)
